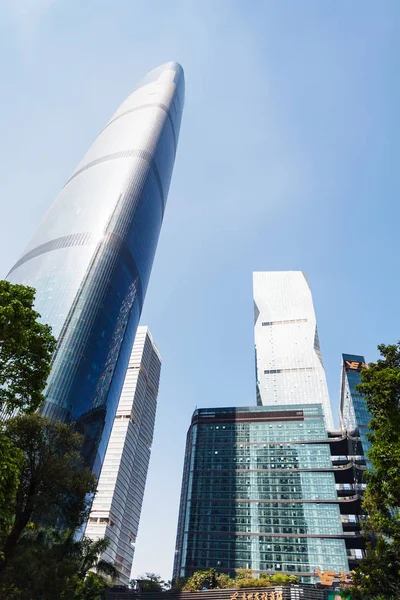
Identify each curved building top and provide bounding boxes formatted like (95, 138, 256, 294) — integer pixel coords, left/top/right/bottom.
(12, 61, 184, 263)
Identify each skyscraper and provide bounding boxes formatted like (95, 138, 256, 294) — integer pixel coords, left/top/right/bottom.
(253, 271, 333, 430)
(86, 326, 161, 584)
(6, 62, 184, 473)
(173, 404, 349, 581)
(340, 354, 371, 462)
(335, 354, 371, 568)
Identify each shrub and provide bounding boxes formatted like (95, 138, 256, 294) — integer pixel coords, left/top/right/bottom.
(237, 578, 272, 588)
(215, 573, 235, 589)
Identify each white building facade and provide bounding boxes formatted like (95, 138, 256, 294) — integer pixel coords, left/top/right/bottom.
(85, 326, 161, 584)
(253, 271, 333, 429)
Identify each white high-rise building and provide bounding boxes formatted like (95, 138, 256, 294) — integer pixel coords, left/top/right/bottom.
(85, 326, 161, 584)
(253, 271, 333, 429)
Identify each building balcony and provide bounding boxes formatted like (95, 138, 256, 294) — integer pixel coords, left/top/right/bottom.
(341, 515, 361, 531)
(324, 433, 364, 456)
(331, 457, 351, 467)
(341, 532, 365, 549)
(336, 484, 356, 497)
(336, 483, 366, 497)
(337, 495, 362, 514)
(333, 462, 359, 484)
(347, 548, 366, 567)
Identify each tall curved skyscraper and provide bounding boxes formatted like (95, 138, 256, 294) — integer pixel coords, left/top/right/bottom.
(7, 61, 184, 473)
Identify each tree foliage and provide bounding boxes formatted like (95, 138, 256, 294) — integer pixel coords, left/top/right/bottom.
(0, 281, 57, 538)
(0, 413, 96, 576)
(0, 528, 115, 599)
(351, 539, 400, 600)
(0, 281, 56, 415)
(74, 537, 118, 580)
(0, 434, 23, 533)
(0, 414, 99, 599)
(236, 573, 298, 588)
(350, 343, 400, 599)
(73, 572, 109, 600)
(133, 572, 169, 592)
(0, 527, 79, 599)
(180, 568, 298, 591)
(183, 568, 218, 590)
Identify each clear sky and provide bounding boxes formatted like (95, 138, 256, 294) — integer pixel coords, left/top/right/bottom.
(0, 0, 399, 582)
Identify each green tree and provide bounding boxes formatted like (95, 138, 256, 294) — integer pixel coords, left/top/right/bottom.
(73, 537, 118, 580)
(0, 527, 80, 600)
(184, 568, 218, 591)
(0, 414, 96, 578)
(269, 573, 298, 585)
(0, 434, 23, 534)
(351, 539, 400, 600)
(0, 281, 57, 539)
(350, 343, 400, 599)
(215, 572, 235, 588)
(134, 573, 168, 592)
(0, 281, 56, 415)
(235, 569, 253, 580)
(72, 572, 109, 600)
(170, 576, 188, 591)
(0, 529, 115, 599)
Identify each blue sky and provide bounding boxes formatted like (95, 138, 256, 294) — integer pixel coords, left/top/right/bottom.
(0, 0, 399, 581)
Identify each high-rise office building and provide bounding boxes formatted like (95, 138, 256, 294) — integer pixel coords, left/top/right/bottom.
(253, 272, 333, 430)
(174, 271, 352, 582)
(86, 326, 161, 584)
(336, 353, 370, 567)
(340, 354, 371, 462)
(173, 405, 349, 581)
(6, 62, 184, 472)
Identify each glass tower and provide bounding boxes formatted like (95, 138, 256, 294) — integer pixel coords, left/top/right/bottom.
(85, 326, 161, 584)
(253, 271, 333, 430)
(173, 405, 348, 580)
(6, 62, 184, 473)
(340, 354, 371, 464)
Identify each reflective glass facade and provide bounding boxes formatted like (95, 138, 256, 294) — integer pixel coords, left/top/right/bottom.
(85, 327, 161, 584)
(7, 62, 184, 473)
(340, 354, 371, 464)
(173, 405, 349, 581)
(253, 272, 333, 430)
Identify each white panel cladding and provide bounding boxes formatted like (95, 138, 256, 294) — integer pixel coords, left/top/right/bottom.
(253, 271, 334, 430)
(85, 326, 161, 584)
(14, 63, 182, 257)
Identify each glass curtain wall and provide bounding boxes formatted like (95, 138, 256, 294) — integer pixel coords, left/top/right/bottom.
(173, 405, 348, 582)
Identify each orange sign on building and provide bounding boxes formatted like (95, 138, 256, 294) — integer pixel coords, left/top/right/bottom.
(315, 569, 353, 587)
(345, 361, 367, 371)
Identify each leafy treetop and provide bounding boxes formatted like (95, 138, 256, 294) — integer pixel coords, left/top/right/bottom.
(132, 573, 169, 592)
(356, 343, 400, 540)
(0, 281, 56, 415)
